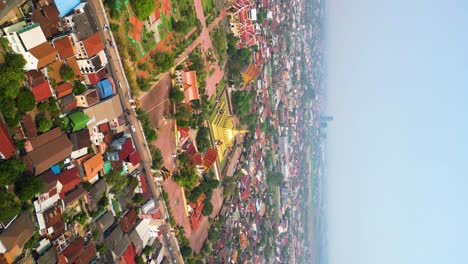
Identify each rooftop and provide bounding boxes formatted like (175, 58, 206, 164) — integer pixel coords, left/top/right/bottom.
(31, 80, 52, 102)
(52, 36, 76, 60)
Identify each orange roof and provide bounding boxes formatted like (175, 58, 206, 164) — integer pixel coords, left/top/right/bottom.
(53, 36, 76, 60)
(82, 32, 104, 58)
(65, 57, 81, 78)
(240, 233, 248, 249)
(203, 148, 217, 169)
(29, 42, 58, 69)
(182, 71, 199, 102)
(82, 153, 104, 181)
(242, 64, 260, 84)
(55, 82, 73, 98)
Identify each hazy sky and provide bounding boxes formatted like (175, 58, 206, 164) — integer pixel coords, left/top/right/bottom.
(325, 1, 468, 264)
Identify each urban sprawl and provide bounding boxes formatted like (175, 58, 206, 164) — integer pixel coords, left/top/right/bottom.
(0, 0, 326, 263)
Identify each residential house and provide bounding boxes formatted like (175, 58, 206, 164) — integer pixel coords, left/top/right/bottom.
(69, 129, 91, 159)
(129, 218, 161, 252)
(54, 0, 81, 17)
(29, 42, 58, 69)
(83, 95, 124, 135)
(62, 3, 98, 41)
(21, 114, 38, 138)
(121, 244, 136, 264)
(229, 0, 258, 48)
(96, 78, 116, 100)
(59, 237, 96, 264)
(31, 80, 53, 103)
(57, 168, 81, 199)
(3, 22, 45, 70)
(0, 213, 35, 263)
(103, 225, 131, 263)
(77, 153, 104, 183)
(31, 4, 61, 38)
(54, 82, 73, 99)
(24, 128, 73, 175)
(42, 205, 66, 240)
(36, 170, 62, 210)
(0, 121, 15, 160)
(59, 94, 77, 113)
(87, 178, 106, 213)
(68, 111, 89, 132)
(52, 36, 77, 60)
(25, 69, 46, 87)
(75, 89, 99, 108)
(120, 209, 137, 233)
(36, 246, 58, 264)
(96, 211, 114, 235)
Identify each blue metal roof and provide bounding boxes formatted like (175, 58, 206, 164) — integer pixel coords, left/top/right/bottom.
(55, 0, 81, 17)
(97, 79, 114, 99)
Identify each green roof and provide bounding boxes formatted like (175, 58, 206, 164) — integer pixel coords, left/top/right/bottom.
(104, 161, 112, 175)
(69, 112, 89, 132)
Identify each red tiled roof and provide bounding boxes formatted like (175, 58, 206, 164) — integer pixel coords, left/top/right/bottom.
(128, 150, 141, 166)
(178, 126, 190, 139)
(61, 237, 84, 262)
(182, 71, 199, 102)
(202, 148, 217, 169)
(121, 244, 136, 264)
(32, 81, 53, 102)
(98, 122, 111, 144)
(82, 32, 104, 58)
(119, 138, 134, 161)
(0, 121, 15, 159)
(139, 173, 148, 194)
(53, 36, 76, 60)
(120, 209, 137, 233)
(57, 168, 81, 198)
(55, 82, 73, 98)
(84, 68, 107, 85)
(190, 153, 202, 166)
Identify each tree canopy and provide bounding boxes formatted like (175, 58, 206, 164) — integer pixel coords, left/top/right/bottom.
(14, 173, 45, 201)
(169, 88, 184, 104)
(16, 89, 36, 112)
(173, 165, 198, 190)
(196, 127, 211, 153)
(0, 191, 21, 223)
(36, 115, 53, 133)
(60, 66, 74, 81)
(154, 52, 174, 72)
(73, 81, 86, 95)
(130, 0, 155, 21)
(0, 158, 25, 186)
(202, 199, 213, 216)
(266, 171, 284, 188)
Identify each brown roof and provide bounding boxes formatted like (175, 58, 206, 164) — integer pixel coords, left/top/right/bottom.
(120, 209, 137, 233)
(65, 57, 81, 78)
(82, 32, 104, 58)
(69, 129, 91, 150)
(46, 60, 64, 84)
(0, 212, 35, 253)
(55, 82, 73, 98)
(73, 241, 96, 264)
(38, 170, 57, 193)
(26, 128, 73, 175)
(83, 89, 99, 106)
(25, 70, 45, 87)
(52, 36, 76, 60)
(31, 5, 60, 38)
(21, 114, 38, 138)
(63, 185, 86, 207)
(29, 42, 58, 69)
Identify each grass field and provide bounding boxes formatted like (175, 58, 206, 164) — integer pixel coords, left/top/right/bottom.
(202, 0, 214, 14)
(158, 14, 172, 40)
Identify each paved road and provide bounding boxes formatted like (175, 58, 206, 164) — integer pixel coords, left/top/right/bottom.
(88, 0, 183, 263)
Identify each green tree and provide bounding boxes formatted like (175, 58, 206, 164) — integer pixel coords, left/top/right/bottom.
(154, 52, 174, 72)
(266, 171, 284, 187)
(36, 115, 53, 133)
(149, 145, 163, 168)
(73, 81, 86, 95)
(130, 0, 155, 21)
(5, 53, 26, 69)
(60, 66, 75, 81)
(173, 166, 198, 190)
(196, 127, 211, 153)
(3, 81, 21, 98)
(0, 191, 21, 222)
(175, 105, 191, 121)
(14, 173, 45, 201)
(16, 89, 36, 112)
(0, 159, 25, 186)
(106, 169, 128, 192)
(180, 245, 193, 258)
(202, 199, 213, 216)
(169, 88, 184, 104)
